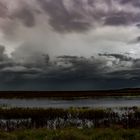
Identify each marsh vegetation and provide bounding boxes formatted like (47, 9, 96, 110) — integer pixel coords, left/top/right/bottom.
(0, 107, 140, 131)
(1, 127, 140, 140)
(0, 91, 140, 139)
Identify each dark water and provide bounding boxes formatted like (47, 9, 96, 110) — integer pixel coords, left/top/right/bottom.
(0, 96, 140, 108)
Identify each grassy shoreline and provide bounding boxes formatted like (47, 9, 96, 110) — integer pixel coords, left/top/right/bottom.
(1, 127, 140, 140)
(0, 91, 140, 139)
(0, 107, 139, 139)
(0, 107, 139, 131)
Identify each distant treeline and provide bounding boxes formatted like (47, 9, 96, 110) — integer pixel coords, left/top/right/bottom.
(0, 88, 140, 98)
(0, 107, 140, 131)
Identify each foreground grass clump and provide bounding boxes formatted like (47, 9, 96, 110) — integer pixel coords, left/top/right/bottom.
(0, 107, 140, 130)
(0, 127, 140, 140)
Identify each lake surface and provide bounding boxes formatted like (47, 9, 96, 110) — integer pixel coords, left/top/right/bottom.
(0, 96, 140, 108)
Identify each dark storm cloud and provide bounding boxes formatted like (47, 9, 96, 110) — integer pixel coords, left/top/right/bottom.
(11, 42, 50, 67)
(132, 59, 140, 68)
(0, 49, 108, 84)
(0, 45, 46, 83)
(0, 45, 18, 74)
(104, 12, 131, 26)
(1, 0, 140, 90)
(99, 53, 133, 62)
(0, 0, 42, 30)
(0, 45, 9, 61)
(136, 36, 140, 42)
(0, 0, 140, 34)
(98, 53, 140, 79)
(36, 0, 140, 32)
(12, 6, 36, 27)
(136, 23, 140, 28)
(0, 48, 136, 81)
(120, 0, 140, 7)
(38, 0, 91, 32)
(0, 51, 140, 90)
(103, 8, 140, 26)
(0, 1, 7, 18)
(2, 54, 140, 90)
(55, 55, 108, 79)
(106, 69, 140, 80)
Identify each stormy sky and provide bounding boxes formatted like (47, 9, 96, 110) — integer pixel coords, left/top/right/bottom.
(0, 0, 140, 90)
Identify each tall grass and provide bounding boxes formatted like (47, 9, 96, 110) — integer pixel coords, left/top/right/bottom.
(0, 127, 140, 140)
(0, 107, 140, 131)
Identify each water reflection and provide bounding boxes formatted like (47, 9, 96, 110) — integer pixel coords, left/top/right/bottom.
(0, 96, 140, 108)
